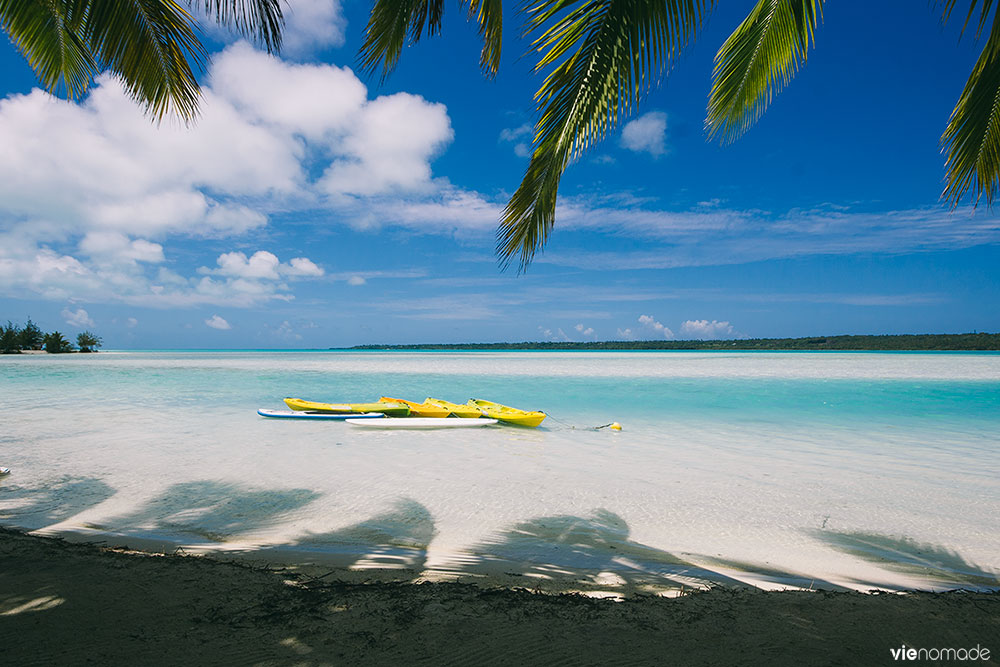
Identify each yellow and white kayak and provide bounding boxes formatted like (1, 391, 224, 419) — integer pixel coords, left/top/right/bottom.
(468, 399, 546, 427)
(424, 398, 485, 418)
(284, 397, 410, 416)
(379, 397, 450, 418)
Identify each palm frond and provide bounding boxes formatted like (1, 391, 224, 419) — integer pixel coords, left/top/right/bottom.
(466, 0, 503, 77)
(84, 0, 207, 119)
(939, 0, 995, 40)
(0, 0, 98, 99)
(941, 1, 1000, 206)
(358, 0, 445, 80)
(497, 0, 708, 271)
(197, 0, 284, 53)
(706, 0, 822, 144)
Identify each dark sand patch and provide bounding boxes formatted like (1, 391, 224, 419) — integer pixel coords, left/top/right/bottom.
(0, 528, 997, 666)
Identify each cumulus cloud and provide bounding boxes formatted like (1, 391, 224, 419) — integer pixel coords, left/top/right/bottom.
(574, 323, 594, 336)
(347, 275, 367, 286)
(620, 111, 667, 156)
(616, 328, 636, 340)
(282, 0, 347, 55)
(62, 307, 95, 328)
(205, 315, 232, 330)
(680, 319, 736, 340)
(204, 251, 324, 280)
(637, 314, 674, 339)
(0, 43, 450, 307)
(499, 124, 532, 158)
(126, 317, 138, 328)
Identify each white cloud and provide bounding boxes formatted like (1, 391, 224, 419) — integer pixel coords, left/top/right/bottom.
(637, 314, 674, 339)
(499, 124, 532, 158)
(616, 327, 636, 340)
(538, 202, 1000, 270)
(126, 317, 138, 328)
(680, 319, 736, 340)
(0, 43, 448, 307)
(282, 0, 347, 55)
(61, 307, 95, 328)
(347, 275, 367, 286)
(574, 323, 594, 336)
(205, 315, 232, 330)
(620, 111, 667, 156)
(204, 251, 323, 280)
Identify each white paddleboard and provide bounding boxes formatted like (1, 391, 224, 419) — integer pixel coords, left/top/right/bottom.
(258, 409, 385, 420)
(346, 418, 498, 429)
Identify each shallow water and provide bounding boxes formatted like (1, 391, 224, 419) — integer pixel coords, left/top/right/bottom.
(1, 351, 998, 593)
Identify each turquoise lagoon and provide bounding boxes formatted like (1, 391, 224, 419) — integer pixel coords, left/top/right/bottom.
(1, 351, 998, 594)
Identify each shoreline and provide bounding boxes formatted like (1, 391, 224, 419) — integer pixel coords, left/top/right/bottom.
(1, 527, 997, 665)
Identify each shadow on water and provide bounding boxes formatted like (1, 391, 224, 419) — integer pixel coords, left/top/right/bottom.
(439, 508, 764, 593)
(814, 530, 1000, 590)
(0, 476, 116, 531)
(245, 498, 435, 579)
(89, 480, 320, 543)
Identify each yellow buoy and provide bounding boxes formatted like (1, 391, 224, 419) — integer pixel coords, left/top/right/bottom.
(610, 422, 622, 431)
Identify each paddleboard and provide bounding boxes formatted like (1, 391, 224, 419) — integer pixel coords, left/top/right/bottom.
(346, 418, 498, 429)
(258, 409, 385, 420)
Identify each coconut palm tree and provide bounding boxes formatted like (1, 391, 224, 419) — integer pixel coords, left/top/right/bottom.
(360, 0, 1000, 270)
(0, 0, 284, 119)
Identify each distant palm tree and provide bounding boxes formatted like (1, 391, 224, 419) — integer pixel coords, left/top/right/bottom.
(43, 331, 74, 353)
(360, 0, 1000, 270)
(0, 0, 283, 119)
(77, 330, 102, 352)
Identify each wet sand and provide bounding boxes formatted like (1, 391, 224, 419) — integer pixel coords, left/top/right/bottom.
(0, 528, 997, 666)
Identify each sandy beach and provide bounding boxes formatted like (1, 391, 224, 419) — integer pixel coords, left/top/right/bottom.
(1, 527, 996, 666)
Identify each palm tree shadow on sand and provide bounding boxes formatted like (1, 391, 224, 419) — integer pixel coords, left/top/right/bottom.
(814, 530, 1000, 590)
(86, 480, 320, 543)
(435, 508, 810, 593)
(243, 498, 436, 579)
(0, 476, 116, 531)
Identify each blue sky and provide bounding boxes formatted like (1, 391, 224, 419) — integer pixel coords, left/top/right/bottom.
(0, 0, 998, 347)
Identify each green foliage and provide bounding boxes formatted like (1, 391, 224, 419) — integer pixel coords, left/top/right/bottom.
(0, 1, 284, 119)
(358, 0, 502, 81)
(43, 331, 75, 353)
(19, 318, 44, 350)
(77, 330, 103, 352)
(349, 333, 1000, 351)
(941, 1, 1000, 206)
(497, 0, 708, 270)
(706, 0, 822, 144)
(1, 321, 22, 354)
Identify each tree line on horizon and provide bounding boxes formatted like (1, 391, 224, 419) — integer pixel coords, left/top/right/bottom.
(1, 319, 102, 354)
(348, 333, 1000, 351)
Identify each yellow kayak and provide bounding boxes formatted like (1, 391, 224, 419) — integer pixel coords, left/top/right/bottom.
(284, 397, 410, 416)
(424, 398, 485, 419)
(468, 399, 546, 427)
(378, 397, 450, 418)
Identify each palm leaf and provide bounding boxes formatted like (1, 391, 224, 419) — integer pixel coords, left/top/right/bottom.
(942, 1, 1000, 206)
(0, 0, 98, 99)
(84, 0, 207, 119)
(359, 0, 502, 80)
(497, 0, 708, 270)
(466, 0, 502, 77)
(706, 0, 822, 144)
(197, 0, 284, 53)
(358, 0, 445, 80)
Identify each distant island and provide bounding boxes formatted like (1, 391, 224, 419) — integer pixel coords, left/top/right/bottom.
(346, 333, 1000, 351)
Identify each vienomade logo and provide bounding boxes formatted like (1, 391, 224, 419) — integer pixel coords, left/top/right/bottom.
(890, 645, 991, 662)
